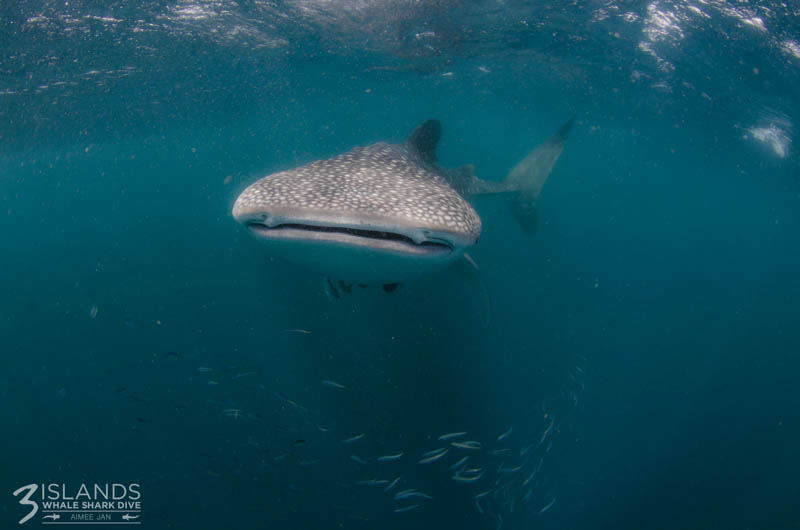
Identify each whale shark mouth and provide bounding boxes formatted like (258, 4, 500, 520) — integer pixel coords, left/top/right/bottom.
(246, 222, 454, 256)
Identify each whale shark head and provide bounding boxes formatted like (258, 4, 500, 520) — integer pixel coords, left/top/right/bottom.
(233, 122, 481, 283)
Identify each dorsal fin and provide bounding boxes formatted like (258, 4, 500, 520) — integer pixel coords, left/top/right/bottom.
(406, 119, 441, 164)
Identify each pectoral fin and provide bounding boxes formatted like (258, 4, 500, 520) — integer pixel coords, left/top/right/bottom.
(452, 253, 492, 328)
(509, 196, 540, 235)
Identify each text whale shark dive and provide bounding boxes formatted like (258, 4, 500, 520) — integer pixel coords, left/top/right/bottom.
(233, 118, 573, 290)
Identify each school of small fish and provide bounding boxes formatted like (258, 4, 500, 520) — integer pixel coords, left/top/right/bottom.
(108, 326, 585, 526)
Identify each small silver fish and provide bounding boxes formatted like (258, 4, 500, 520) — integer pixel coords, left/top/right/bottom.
(418, 449, 449, 464)
(350, 455, 367, 464)
(322, 380, 347, 389)
(523, 488, 533, 502)
(452, 472, 484, 483)
(438, 431, 467, 441)
(384, 476, 401, 492)
(497, 426, 513, 441)
(284, 328, 312, 335)
(540, 418, 554, 444)
(273, 392, 308, 413)
(342, 433, 365, 443)
(377, 453, 404, 462)
(539, 497, 556, 513)
(395, 491, 432, 500)
(394, 504, 420, 513)
(449, 456, 469, 470)
(523, 469, 536, 487)
(451, 441, 481, 450)
(520, 443, 535, 456)
(421, 447, 447, 458)
(395, 489, 417, 496)
(498, 463, 524, 473)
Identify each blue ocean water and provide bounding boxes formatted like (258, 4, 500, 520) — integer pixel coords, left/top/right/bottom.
(1, 1, 798, 528)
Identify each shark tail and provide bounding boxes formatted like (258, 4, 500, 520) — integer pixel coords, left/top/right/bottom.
(503, 117, 574, 234)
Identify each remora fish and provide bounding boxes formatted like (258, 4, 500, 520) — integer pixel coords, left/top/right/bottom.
(233, 118, 573, 283)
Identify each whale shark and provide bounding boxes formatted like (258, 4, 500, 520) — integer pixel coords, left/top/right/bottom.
(233, 118, 573, 284)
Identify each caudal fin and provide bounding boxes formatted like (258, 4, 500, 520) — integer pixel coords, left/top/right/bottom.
(504, 117, 574, 234)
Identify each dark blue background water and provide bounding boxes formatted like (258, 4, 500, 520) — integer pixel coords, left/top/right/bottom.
(1, 1, 799, 528)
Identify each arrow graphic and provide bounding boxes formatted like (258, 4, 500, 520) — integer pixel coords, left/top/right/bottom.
(122, 514, 140, 521)
(42, 514, 60, 521)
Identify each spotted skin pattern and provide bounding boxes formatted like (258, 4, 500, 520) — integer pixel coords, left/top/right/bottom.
(233, 142, 481, 243)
